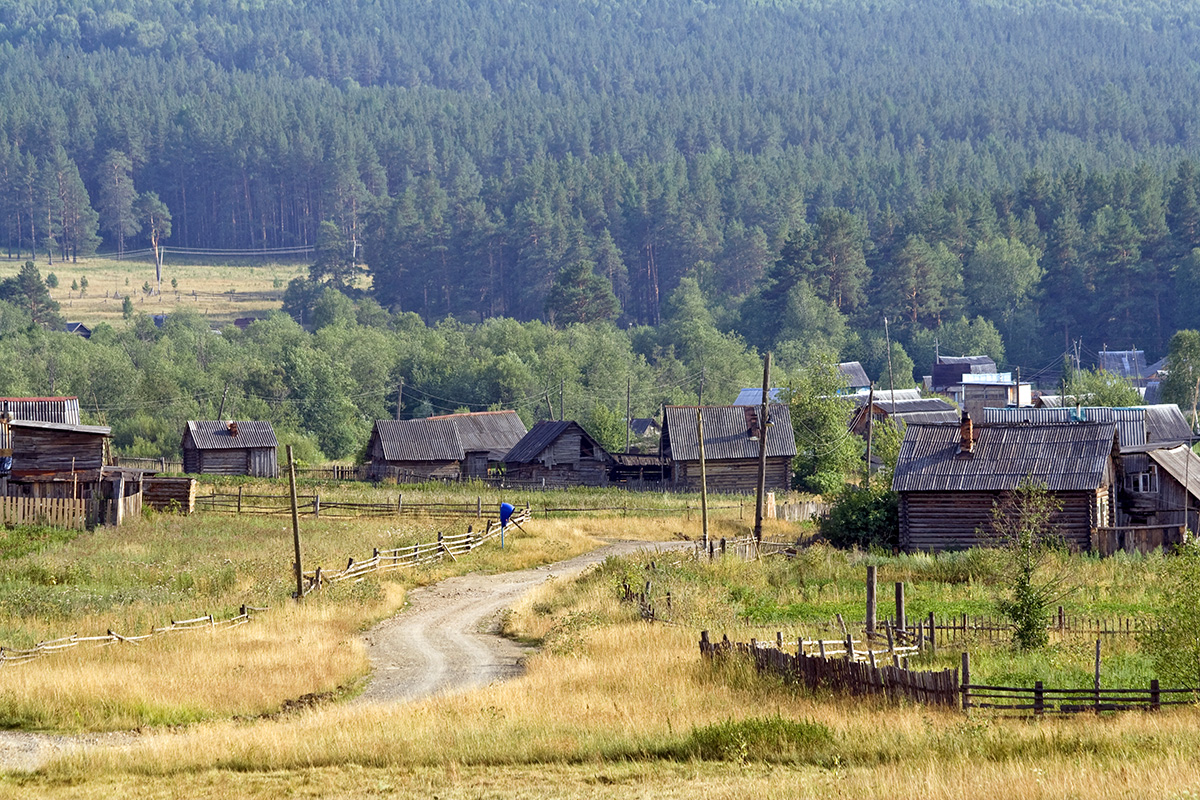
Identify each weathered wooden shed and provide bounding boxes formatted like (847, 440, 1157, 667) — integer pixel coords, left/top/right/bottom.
(503, 421, 612, 486)
(1111, 443, 1200, 535)
(365, 418, 464, 481)
(182, 421, 279, 478)
(660, 405, 796, 493)
(892, 417, 1119, 552)
(427, 410, 528, 478)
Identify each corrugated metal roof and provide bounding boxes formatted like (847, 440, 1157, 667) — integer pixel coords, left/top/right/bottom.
(1097, 350, 1157, 379)
(851, 388, 924, 406)
(426, 410, 527, 460)
(503, 421, 607, 464)
(875, 398, 957, 415)
(186, 421, 278, 450)
(938, 355, 997, 368)
(0, 397, 80, 425)
(892, 422, 1117, 493)
(663, 404, 797, 461)
(1147, 445, 1200, 502)
(733, 388, 785, 406)
(371, 419, 463, 461)
(7, 419, 110, 436)
(983, 405, 1193, 450)
(895, 410, 962, 425)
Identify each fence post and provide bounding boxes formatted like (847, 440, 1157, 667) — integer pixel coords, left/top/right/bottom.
(720, 537, 726, 556)
(314, 493, 320, 519)
(895, 582, 906, 639)
(477, 496, 482, 518)
(397, 493, 403, 515)
(438, 532, 444, 559)
(928, 612, 936, 654)
(1094, 639, 1102, 713)
(1034, 680, 1044, 716)
(1151, 678, 1161, 711)
(961, 652, 971, 710)
(237, 485, 243, 514)
(1058, 605, 1065, 632)
(866, 565, 877, 638)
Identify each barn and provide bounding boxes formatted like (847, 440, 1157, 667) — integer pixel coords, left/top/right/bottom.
(182, 421, 279, 477)
(503, 421, 612, 486)
(660, 404, 796, 493)
(365, 418, 464, 481)
(892, 416, 1119, 552)
(427, 410, 528, 478)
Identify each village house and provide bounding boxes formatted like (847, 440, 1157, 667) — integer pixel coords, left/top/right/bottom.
(426, 410, 528, 478)
(503, 421, 612, 486)
(848, 396, 959, 436)
(892, 416, 1119, 552)
(660, 404, 796, 493)
(182, 420, 279, 478)
(364, 418, 465, 481)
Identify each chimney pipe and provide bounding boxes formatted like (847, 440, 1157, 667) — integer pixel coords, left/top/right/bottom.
(959, 411, 973, 454)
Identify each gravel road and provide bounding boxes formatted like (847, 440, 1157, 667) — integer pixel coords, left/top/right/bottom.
(356, 538, 688, 704)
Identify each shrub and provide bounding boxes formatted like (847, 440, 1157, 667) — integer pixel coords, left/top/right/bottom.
(677, 716, 835, 763)
(820, 484, 898, 549)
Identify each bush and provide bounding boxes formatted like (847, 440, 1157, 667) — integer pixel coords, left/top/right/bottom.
(676, 716, 835, 763)
(820, 484, 898, 549)
(1139, 539, 1200, 687)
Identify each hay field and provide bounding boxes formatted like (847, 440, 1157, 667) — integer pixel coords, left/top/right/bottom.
(0, 256, 307, 328)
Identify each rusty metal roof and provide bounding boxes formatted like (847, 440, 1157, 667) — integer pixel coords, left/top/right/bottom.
(185, 421, 278, 450)
(663, 404, 796, 461)
(371, 419, 464, 461)
(892, 422, 1117, 493)
(427, 410, 527, 460)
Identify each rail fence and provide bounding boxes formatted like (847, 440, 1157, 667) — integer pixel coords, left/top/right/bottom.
(299, 507, 532, 593)
(0, 605, 267, 668)
(194, 489, 526, 520)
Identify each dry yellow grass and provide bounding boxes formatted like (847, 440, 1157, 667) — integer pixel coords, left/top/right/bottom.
(0, 257, 305, 327)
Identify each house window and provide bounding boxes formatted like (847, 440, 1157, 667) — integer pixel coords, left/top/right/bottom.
(1125, 465, 1158, 494)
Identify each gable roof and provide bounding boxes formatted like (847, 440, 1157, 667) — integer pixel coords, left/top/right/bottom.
(503, 420, 608, 464)
(629, 418, 661, 437)
(1147, 444, 1200, 502)
(7, 419, 110, 436)
(1097, 350, 1165, 380)
(851, 388, 924, 405)
(370, 419, 463, 461)
(186, 421, 278, 450)
(663, 404, 796, 461)
(838, 361, 871, 388)
(426, 410, 527, 460)
(892, 422, 1117, 493)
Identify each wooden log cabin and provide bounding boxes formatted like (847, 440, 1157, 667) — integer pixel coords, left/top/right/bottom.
(892, 415, 1119, 551)
(182, 421, 279, 478)
(660, 405, 796, 493)
(426, 410, 528, 479)
(365, 418, 465, 481)
(503, 421, 612, 486)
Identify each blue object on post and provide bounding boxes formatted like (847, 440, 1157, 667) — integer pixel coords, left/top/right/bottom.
(500, 502, 515, 549)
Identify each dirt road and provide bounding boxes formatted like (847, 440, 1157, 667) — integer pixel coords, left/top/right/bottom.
(0, 538, 686, 771)
(356, 538, 687, 704)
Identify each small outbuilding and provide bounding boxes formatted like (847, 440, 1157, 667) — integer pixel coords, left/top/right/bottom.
(182, 421, 279, 478)
(503, 421, 612, 486)
(660, 404, 796, 493)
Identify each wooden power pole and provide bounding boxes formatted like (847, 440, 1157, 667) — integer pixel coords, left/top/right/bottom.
(754, 351, 772, 543)
(287, 445, 303, 600)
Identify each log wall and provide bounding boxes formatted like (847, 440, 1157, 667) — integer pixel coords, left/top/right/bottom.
(900, 490, 1098, 551)
(144, 476, 197, 513)
(673, 457, 790, 493)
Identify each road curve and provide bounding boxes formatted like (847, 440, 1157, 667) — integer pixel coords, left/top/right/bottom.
(355, 539, 687, 704)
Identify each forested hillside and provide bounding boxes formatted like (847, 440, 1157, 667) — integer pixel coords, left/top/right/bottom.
(4, 0, 1200, 404)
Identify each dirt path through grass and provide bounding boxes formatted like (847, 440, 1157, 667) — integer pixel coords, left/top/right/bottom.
(356, 538, 689, 704)
(0, 537, 687, 771)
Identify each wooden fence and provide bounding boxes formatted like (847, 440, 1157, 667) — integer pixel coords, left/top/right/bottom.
(778, 500, 831, 522)
(299, 507, 532, 593)
(0, 496, 92, 529)
(194, 489, 518, 519)
(0, 605, 267, 668)
(700, 631, 960, 707)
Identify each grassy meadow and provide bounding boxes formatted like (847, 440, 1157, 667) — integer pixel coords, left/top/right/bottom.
(0, 255, 306, 328)
(1, 482, 1199, 798)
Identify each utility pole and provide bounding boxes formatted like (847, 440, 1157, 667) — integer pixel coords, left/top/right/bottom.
(287, 445, 303, 600)
(559, 378, 565, 422)
(754, 351, 772, 543)
(544, 391, 555, 421)
(625, 375, 632, 453)
(698, 409, 709, 547)
(217, 383, 229, 420)
(698, 367, 705, 406)
(864, 385, 874, 488)
(395, 377, 404, 421)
